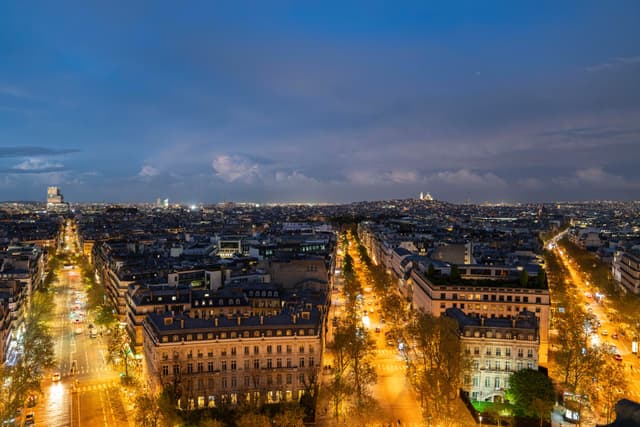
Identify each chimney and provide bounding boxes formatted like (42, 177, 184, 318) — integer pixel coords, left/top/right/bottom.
(511, 318, 516, 328)
(260, 315, 264, 325)
(214, 317, 219, 327)
(237, 316, 241, 326)
(480, 317, 484, 327)
(292, 314, 297, 324)
(180, 318, 185, 329)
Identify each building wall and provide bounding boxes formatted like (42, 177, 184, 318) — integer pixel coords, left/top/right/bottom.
(143, 320, 321, 409)
(411, 270, 550, 364)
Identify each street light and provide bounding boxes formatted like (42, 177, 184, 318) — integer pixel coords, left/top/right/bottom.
(479, 415, 482, 427)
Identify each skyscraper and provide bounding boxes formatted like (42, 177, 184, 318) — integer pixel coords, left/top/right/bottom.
(47, 186, 63, 205)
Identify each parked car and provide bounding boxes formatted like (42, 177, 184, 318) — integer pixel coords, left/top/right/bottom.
(23, 413, 35, 426)
(614, 354, 623, 362)
(52, 372, 61, 382)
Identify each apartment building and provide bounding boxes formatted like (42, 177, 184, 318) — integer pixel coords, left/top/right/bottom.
(143, 309, 322, 409)
(446, 308, 540, 403)
(411, 268, 550, 364)
(612, 250, 640, 295)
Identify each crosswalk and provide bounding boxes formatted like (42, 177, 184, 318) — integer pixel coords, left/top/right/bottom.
(73, 381, 119, 393)
(60, 365, 111, 377)
(373, 362, 407, 372)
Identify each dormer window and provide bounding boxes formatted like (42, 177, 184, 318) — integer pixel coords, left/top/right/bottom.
(171, 296, 176, 301)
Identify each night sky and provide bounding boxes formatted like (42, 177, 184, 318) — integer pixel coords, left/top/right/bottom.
(1, 1, 639, 203)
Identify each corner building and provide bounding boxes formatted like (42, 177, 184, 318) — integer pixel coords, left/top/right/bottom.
(446, 308, 540, 403)
(143, 310, 322, 409)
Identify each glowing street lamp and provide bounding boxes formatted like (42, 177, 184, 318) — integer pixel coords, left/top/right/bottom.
(479, 415, 482, 427)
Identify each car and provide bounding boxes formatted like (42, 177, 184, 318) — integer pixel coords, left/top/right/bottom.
(52, 372, 61, 382)
(386, 340, 394, 347)
(26, 394, 37, 407)
(614, 354, 623, 362)
(375, 327, 381, 333)
(612, 334, 618, 340)
(601, 330, 608, 336)
(23, 413, 34, 426)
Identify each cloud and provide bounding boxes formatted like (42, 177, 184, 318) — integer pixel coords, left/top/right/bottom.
(273, 170, 318, 185)
(212, 154, 261, 183)
(347, 169, 420, 185)
(428, 169, 507, 188)
(0, 146, 80, 158)
(586, 55, 640, 72)
(138, 165, 159, 177)
(0, 85, 38, 100)
(0, 158, 67, 174)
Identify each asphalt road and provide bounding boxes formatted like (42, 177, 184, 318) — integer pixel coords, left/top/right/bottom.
(28, 251, 131, 427)
(555, 246, 640, 402)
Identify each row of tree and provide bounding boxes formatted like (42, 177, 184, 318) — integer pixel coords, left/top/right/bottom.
(0, 259, 56, 422)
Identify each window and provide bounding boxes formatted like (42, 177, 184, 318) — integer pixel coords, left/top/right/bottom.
(267, 359, 273, 369)
(254, 360, 260, 369)
(505, 361, 511, 371)
(485, 360, 491, 370)
(523, 296, 529, 303)
(527, 349, 534, 358)
(299, 345, 305, 353)
(505, 347, 511, 357)
(221, 361, 227, 371)
(231, 347, 237, 356)
(309, 356, 315, 367)
(267, 345, 273, 354)
(162, 365, 169, 376)
(287, 358, 292, 368)
(494, 360, 500, 370)
(208, 362, 214, 372)
(474, 347, 480, 355)
(244, 360, 250, 370)
(197, 362, 203, 373)
(495, 348, 501, 356)
(231, 376, 237, 388)
(517, 349, 523, 358)
(254, 346, 260, 355)
(244, 376, 250, 387)
(535, 297, 541, 304)
(472, 376, 479, 387)
(286, 345, 292, 354)
(221, 377, 227, 389)
(187, 363, 193, 374)
(494, 377, 500, 388)
(485, 377, 491, 387)
(277, 358, 282, 368)
(299, 358, 305, 368)
(486, 347, 491, 356)
(286, 374, 292, 385)
(231, 360, 237, 370)
(277, 345, 282, 354)
(440, 293, 446, 299)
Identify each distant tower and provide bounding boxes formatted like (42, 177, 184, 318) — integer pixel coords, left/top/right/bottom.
(419, 192, 424, 200)
(47, 186, 64, 205)
(163, 198, 169, 208)
(424, 192, 434, 201)
(47, 186, 68, 211)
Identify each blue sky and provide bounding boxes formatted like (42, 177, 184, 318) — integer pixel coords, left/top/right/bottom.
(1, 1, 640, 203)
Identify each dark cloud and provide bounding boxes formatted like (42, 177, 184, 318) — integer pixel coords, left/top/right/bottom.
(0, 147, 80, 158)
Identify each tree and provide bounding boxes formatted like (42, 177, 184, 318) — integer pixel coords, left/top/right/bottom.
(450, 264, 460, 281)
(236, 412, 272, 427)
(406, 310, 469, 425)
(272, 405, 305, 427)
(134, 394, 161, 427)
(506, 369, 555, 423)
(427, 263, 436, 278)
(595, 362, 628, 423)
(519, 269, 529, 287)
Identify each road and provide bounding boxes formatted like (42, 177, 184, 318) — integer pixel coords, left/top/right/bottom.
(553, 244, 640, 401)
(319, 233, 424, 427)
(25, 221, 132, 427)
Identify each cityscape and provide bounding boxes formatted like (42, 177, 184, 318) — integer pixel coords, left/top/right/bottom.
(2, 2, 640, 427)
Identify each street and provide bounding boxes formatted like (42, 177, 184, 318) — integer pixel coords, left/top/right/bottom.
(26, 222, 132, 427)
(554, 245, 640, 401)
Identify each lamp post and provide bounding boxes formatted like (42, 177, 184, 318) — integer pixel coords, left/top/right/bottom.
(479, 415, 482, 427)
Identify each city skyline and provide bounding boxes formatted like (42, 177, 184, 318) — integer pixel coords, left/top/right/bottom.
(2, 2, 640, 203)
